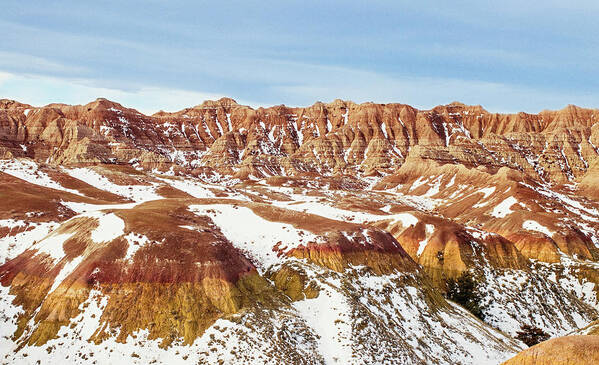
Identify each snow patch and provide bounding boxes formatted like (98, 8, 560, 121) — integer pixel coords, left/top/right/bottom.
(124, 232, 150, 261)
(522, 220, 554, 237)
(87, 212, 125, 243)
(190, 204, 325, 271)
(157, 177, 216, 198)
(416, 224, 435, 257)
(0, 159, 81, 195)
(490, 197, 518, 218)
(49, 256, 84, 294)
(292, 281, 353, 364)
(0, 221, 59, 263)
(34, 232, 75, 261)
(475, 186, 496, 199)
(64, 168, 161, 202)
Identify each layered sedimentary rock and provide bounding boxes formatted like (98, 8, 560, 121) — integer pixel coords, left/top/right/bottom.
(1, 98, 598, 183)
(1, 97, 599, 364)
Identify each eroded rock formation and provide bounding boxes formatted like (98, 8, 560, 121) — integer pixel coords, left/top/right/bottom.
(1, 97, 599, 364)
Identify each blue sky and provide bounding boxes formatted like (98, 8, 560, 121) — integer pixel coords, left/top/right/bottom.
(0, 1, 597, 114)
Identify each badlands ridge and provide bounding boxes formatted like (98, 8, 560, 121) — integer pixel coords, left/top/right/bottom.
(0, 97, 598, 364)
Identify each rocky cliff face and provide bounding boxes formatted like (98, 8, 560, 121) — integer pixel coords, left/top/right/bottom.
(1, 98, 599, 364)
(2, 98, 598, 183)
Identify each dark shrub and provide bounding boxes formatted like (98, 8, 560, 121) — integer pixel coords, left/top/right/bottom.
(515, 324, 550, 347)
(445, 271, 485, 320)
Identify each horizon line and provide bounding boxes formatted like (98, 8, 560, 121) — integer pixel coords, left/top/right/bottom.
(1, 95, 596, 117)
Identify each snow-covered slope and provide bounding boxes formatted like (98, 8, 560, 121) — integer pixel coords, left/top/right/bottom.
(1, 95, 599, 364)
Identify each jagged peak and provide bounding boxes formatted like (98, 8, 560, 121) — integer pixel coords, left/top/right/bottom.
(545, 103, 598, 114)
(85, 97, 127, 110)
(564, 103, 582, 110)
(153, 110, 169, 117)
(196, 97, 239, 109)
(0, 99, 32, 110)
(428, 101, 489, 116)
(1, 97, 597, 121)
(41, 98, 132, 114)
(217, 97, 238, 105)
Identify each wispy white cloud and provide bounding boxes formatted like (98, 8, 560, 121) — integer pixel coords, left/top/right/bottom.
(268, 69, 599, 113)
(0, 1, 597, 113)
(0, 72, 258, 114)
(2, 66, 596, 115)
(0, 51, 89, 75)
